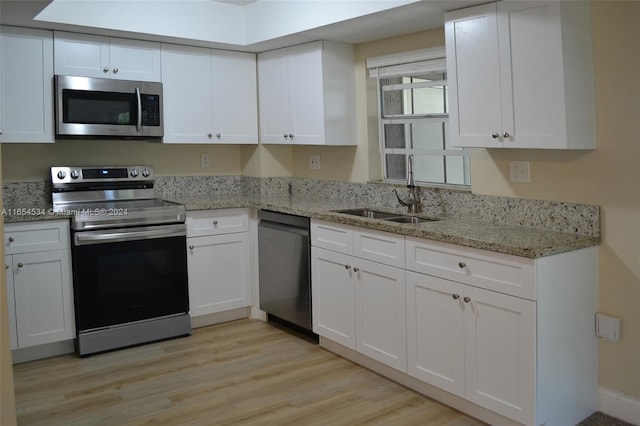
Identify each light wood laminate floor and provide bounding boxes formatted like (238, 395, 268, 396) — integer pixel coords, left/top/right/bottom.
(13, 319, 484, 425)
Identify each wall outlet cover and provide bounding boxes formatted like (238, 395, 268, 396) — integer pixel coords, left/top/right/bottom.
(200, 153, 210, 168)
(509, 161, 530, 183)
(310, 155, 321, 170)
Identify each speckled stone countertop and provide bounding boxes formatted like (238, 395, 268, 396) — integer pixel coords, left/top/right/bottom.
(164, 194, 600, 259)
(2, 180, 600, 259)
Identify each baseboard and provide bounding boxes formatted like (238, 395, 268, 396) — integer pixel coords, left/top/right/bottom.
(598, 387, 640, 425)
(191, 307, 250, 328)
(12, 340, 75, 364)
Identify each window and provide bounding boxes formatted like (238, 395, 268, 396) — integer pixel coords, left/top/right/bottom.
(368, 49, 470, 187)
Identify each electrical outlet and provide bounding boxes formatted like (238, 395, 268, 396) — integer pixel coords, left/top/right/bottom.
(596, 313, 621, 342)
(309, 155, 321, 170)
(509, 161, 530, 183)
(200, 153, 210, 168)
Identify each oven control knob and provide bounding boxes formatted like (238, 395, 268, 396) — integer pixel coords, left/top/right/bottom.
(142, 168, 150, 178)
(56, 170, 67, 180)
(130, 168, 139, 178)
(70, 170, 80, 179)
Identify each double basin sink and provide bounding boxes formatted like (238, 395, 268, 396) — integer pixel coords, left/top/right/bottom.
(332, 208, 438, 224)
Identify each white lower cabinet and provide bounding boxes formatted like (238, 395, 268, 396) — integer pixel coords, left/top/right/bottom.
(406, 271, 536, 424)
(186, 209, 251, 318)
(4, 220, 74, 350)
(312, 220, 597, 426)
(311, 220, 406, 371)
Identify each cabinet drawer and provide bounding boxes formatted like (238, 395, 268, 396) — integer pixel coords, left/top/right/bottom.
(5, 220, 70, 254)
(186, 209, 249, 237)
(354, 228, 405, 268)
(311, 220, 353, 255)
(406, 237, 536, 300)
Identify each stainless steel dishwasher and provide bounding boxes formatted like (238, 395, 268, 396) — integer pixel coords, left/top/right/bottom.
(258, 210, 313, 334)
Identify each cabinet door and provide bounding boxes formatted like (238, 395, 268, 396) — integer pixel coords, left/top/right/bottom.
(211, 50, 258, 144)
(257, 48, 291, 143)
(0, 27, 54, 143)
(445, 3, 503, 148)
(406, 271, 465, 396)
(311, 247, 355, 349)
(463, 285, 536, 425)
(109, 38, 161, 82)
(54, 32, 110, 78)
(12, 250, 74, 348)
(354, 257, 406, 371)
(5, 256, 17, 350)
(287, 42, 325, 145)
(161, 44, 214, 143)
(187, 232, 251, 316)
(497, 1, 566, 149)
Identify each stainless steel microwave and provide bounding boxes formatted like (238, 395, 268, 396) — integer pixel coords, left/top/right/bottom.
(55, 75, 163, 139)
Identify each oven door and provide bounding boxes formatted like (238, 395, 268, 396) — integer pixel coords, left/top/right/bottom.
(72, 224, 188, 332)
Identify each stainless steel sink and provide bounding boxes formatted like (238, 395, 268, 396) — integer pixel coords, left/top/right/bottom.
(333, 208, 438, 224)
(385, 216, 437, 224)
(332, 208, 400, 219)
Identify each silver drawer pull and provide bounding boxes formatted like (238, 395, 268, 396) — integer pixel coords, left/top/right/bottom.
(458, 262, 466, 269)
(189, 245, 195, 250)
(344, 265, 351, 270)
(17, 263, 24, 268)
(8, 237, 14, 243)
(452, 294, 460, 300)
(463, 297, 471, 303)
(213, 220, 218, 226)
(353, 267, 360, 273)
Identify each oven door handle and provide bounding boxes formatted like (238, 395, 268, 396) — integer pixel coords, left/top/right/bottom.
(74, 224, 186, 245)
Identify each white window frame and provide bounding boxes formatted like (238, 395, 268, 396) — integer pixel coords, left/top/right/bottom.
(367, 47, 470, 188)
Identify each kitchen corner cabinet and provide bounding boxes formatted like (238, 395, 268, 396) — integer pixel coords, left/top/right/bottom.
(405, 237, 597, 425)
(54, 32, 161, 82)
(4, 220, 74, 350)
(258, 41, 356, 145)
(311, 220, 407, 371)
(161, 44, 258, 144)
(0, 26, 54, 143)
(186, 209, 252, 317)
(445, 1, 596, 149)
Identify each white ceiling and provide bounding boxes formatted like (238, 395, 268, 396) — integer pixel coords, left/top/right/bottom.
(0, 0, 484, 52)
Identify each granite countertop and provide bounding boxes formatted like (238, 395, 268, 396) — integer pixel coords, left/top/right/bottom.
(2, 194, 600, 259)
(164, 194, 600, 259)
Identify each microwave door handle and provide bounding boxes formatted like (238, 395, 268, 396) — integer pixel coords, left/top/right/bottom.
(135, 87, 142, 132)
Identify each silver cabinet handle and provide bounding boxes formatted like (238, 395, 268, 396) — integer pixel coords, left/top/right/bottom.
(289, 134, 294, 139)
(0, 130, 3, 135)
(463, 296, 471, 303)
(208, 133, 213, 138)
(503, 132, 510, 138)
(283, 134, 289, 139)
(188, 245, 195, 250)
(8, 237, 14, 243)
(103, 66, 109, 73)
(17, 263, 24, 268)
(213, 220, 218, 226)
(491, 132, 499, 139)
(5, 264, 8, 270)
(216, 133, 221, 139)
(113, 67, 119, 74)
(452, 294, 460, 300)
(353, 267, 360, 272)
(458, 262, 466, 269)
(344, 265, 351, 270)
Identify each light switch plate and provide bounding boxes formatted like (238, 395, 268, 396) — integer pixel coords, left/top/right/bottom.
(509, 161, 530, 183)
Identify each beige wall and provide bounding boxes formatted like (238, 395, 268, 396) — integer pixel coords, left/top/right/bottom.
(1, 0, 638, 403)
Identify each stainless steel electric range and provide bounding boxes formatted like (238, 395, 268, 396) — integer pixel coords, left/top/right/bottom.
(51, 166, 191, 356)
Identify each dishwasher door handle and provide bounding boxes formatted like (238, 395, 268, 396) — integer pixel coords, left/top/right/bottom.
(258, 220, 309, 237)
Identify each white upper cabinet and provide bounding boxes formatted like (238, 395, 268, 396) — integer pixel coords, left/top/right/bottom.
(258, 41, 356, 145)
(0, 26, 54, 143)
(54, 32, 161, 82)
(161, 44, 258, 144)
(445, 1, 596, 149)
